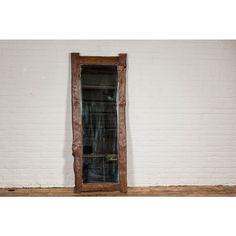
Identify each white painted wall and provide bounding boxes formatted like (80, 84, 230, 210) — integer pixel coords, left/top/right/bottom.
(0, 40, 236, 187)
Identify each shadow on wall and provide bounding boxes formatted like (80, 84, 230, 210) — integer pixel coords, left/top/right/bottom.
(62, 54, 74, 187)
(126, 63, 135, 187)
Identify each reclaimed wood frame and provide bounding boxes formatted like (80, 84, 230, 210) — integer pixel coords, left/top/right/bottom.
(71, 53, 127, 193)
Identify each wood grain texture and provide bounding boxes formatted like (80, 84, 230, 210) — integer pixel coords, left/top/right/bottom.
(71, 53, 128, 192)
(1, 186, 236, 196)
(118, 54, 127, 193)
(71, 53, 83, 192)
(81, 183, 120, 192)
(80, 56, 119, 65)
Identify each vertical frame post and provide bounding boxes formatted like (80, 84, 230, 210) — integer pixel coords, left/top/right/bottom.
(118, 53, 127, 193)
(71, 53, 83, 192)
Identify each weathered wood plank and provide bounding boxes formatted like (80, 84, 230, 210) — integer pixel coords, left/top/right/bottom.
(1, 186, 236, 196)
(71, 53, 128, 193)
(80, 56, 119, 65)
(81, 183, 120, 192)
(118, 53, 127, 193)
(71, 53, 83, 192)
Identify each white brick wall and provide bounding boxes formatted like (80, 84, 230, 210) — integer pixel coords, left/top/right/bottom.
(0, 40, 236, 187)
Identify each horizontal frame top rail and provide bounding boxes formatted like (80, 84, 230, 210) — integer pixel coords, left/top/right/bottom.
(79, 56, 119, 65)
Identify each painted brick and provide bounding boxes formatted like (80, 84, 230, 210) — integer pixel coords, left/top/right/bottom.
(0, 40, 236, 187)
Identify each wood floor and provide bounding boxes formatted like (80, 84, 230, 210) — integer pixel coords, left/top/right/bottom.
(1, 185, 236, 196)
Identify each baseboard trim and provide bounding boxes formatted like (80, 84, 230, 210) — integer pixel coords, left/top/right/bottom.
(1, 185, 236, 196)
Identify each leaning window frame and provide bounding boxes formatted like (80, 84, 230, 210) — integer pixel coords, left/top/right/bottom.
(71, 53, 127, 192)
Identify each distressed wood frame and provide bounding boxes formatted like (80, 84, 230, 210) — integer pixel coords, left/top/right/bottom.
(71, 53, 127, 193)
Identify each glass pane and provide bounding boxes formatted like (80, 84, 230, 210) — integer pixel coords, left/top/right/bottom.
(81, 65, 119, 183)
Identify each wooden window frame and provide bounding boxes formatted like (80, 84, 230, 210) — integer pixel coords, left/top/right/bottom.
(71, 53, 127, 193)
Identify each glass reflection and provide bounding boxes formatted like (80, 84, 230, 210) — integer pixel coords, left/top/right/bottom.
(81, 65, 118, 183)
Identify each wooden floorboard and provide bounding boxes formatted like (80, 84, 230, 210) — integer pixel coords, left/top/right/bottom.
(1, 185, 236, 196)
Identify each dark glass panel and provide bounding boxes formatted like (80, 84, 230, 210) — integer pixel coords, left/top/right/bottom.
(81, 65, 118, 183)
